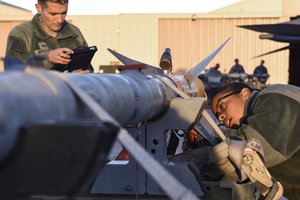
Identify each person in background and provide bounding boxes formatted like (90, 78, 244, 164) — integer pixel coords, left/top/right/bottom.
(253, 60, 269, 84)
(229, 58, 245, 74)
(206, 63, 221, 74)
(5, 0, 93, 73)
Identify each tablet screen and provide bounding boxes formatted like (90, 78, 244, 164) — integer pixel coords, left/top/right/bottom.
(67, 46, 98, 72)
(52, 46, 98, 72)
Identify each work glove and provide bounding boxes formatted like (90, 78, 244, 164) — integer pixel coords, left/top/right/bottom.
(210, 138, 248, 182)
(169, 138, 248, 181)
(168, 146, 224, 181)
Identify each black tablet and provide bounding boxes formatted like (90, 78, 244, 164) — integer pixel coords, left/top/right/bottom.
(66, 46, 98, 72)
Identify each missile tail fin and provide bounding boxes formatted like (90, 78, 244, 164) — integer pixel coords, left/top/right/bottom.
(184, 37, 231, 83)
(252, 45, 290, 58)
(107, 48, 164, 74)
(107, 48, 141, 65)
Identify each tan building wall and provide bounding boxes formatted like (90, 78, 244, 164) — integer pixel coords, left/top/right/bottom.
(158, 17, 289, 84)
(0, 2, 32, 70)
(208, 0, 282, 18)
(1, 0, 299, 84)
(71, 14, 290, 84)
(282, 0, 300, 17)
(69, 14, 160, 73)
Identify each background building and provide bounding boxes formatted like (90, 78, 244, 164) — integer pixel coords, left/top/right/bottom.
(1, 0, 300, 84)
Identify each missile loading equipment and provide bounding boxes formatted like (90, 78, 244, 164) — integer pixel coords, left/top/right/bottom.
(0, 39, 232, 200)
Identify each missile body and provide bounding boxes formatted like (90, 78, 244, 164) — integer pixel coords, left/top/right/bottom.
(0, 68, 202, 162)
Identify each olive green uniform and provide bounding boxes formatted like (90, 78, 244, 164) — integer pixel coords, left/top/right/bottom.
(226, 84, 300, 200)
(6, 14, 93, 72)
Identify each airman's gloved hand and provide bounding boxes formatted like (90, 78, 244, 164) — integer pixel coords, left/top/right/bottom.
(170, 137, 249, 182)
(210, 138, 248, 182)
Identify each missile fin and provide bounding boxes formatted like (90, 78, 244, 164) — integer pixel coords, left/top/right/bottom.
(107, 48, 164, 74)
(184, 37, 231, 83)
(252, 45, 290, 58)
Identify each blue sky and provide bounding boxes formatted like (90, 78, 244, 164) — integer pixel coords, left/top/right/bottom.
(2, 0, 241, 15)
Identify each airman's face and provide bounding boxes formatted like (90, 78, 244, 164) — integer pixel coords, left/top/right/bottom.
(211, 88, 250, 128)
(36, 2, 68, 33)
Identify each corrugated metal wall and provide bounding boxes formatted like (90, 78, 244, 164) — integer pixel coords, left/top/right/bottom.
(70, 13, 292, 84)
(158, 17, 289, 84)
(0, 3, 32, 70)
(70, 14, 159, 73)
(0, 21, 25, 70)
(283, 0, 300, 17)
(1, 0, 298, 84)
(209, 0, 282, 18)
(0, 15, 290, 84)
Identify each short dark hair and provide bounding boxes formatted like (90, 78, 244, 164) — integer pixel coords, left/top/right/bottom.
(212, 82, 256, 100)
(38, 0, 68, 6)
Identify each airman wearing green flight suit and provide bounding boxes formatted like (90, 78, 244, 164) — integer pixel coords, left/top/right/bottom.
(6, 0, 93, 73)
